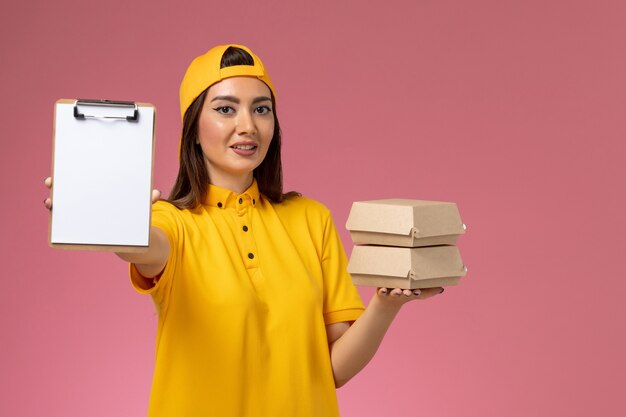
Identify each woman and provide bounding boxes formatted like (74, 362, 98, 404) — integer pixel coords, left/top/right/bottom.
(45, 44, 443, 417)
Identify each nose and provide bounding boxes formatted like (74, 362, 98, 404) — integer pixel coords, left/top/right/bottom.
(235, 109, 257, 136)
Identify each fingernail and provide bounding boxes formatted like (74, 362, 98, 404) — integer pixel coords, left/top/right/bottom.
(439, 288, 445, 294)
(413, 290, 421, 296)
(380, 288, 387, 294)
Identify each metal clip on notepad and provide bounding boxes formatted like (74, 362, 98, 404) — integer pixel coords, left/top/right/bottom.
(73, 99, 139, 122)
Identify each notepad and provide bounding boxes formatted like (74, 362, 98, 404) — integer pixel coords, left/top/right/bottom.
(49, 99, 155, 252)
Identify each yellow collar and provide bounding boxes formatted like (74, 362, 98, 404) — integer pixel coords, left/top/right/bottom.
(204, 180, 261, 209)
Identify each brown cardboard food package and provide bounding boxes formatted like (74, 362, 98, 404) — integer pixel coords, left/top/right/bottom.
(348, 245, 467, 289)
(346, 199, 466, 247)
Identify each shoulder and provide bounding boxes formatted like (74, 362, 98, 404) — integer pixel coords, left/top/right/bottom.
(269, 195, 340, 242)
(151, 200, 191, 236)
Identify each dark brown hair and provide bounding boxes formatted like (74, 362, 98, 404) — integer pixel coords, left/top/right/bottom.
(168, 47, 299, 209)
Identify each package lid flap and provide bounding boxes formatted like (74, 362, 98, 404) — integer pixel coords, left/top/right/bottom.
(346, 199, 465, 238)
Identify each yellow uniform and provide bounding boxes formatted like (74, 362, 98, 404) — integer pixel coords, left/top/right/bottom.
(130, 180, 364, 417)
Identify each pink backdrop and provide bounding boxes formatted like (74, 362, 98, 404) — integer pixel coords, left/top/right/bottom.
(2, 0, 625, 416)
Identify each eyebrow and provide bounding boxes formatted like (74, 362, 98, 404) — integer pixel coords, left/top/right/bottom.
(210, 95, 272, 104)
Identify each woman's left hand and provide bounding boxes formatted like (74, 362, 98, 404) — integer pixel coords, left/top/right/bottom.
(375, 286, 445, 307)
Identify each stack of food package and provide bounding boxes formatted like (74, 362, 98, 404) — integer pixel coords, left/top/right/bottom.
(346, 199, 467, 289)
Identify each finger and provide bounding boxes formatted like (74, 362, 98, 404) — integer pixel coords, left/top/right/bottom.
(44, 198, 52, 210)
(378, 287, 389, 296)
(402, 289, 413, 297)
(44, 177, 52, 188)
(412, 289, 422, 297)
(151, 189, 161, 203)
(391, 288, 403, 297)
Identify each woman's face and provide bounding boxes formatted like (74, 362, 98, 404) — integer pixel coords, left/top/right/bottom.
(197, 76, 275, 188)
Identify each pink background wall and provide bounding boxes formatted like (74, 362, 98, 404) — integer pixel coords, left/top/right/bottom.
(2, 0, 625, 416)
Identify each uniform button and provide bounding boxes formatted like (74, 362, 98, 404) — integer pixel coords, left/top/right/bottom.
(248, 253, 254, 259)
(217, 202, 223, 208)
(239, 198, 243, 204)
(242, 225, 249, 232)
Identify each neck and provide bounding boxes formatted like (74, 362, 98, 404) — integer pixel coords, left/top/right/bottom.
(209, 172, 254, 194)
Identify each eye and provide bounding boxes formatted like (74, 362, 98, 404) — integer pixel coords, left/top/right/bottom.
(254, 105, 272, 115)
(213, 106, 235, 115)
